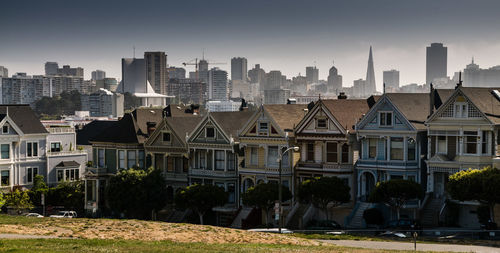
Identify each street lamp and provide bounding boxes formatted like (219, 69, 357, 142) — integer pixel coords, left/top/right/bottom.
(277, 145, 299, 233)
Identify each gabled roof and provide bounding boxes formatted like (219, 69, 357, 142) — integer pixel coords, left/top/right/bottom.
(385, 93, 430, 130)
(77, 120, 116, 145)
(322, 98, 379, 132)
(210, 110, 254, 140)
(166, 116, 202, 143)
(0, 105, 48, 134)
(460, 87, 500, 124)
(263, 104, 308, 136)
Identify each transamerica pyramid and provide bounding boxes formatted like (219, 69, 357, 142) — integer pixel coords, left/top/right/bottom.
(365, 46, 376, 96)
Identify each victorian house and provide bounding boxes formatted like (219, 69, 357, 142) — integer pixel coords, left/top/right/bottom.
(425, 86, 500, 227)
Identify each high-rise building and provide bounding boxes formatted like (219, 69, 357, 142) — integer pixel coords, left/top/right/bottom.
(144, 51, 168, 95)
(248, 64, 266, 92)
(264, 89, 291, 104)
(463, 58, 500, 87)
(352, 79, 366, 98)
(208, 68, 228, 100)
(167, 67, 186, 79)
(426, 43, 447, 85)
(306, 66, 319, 84)
(365, 46, 376, 95)
(231, 57, 248, 81)
(91, 70, 106, 81)
(327, 62, 342, 94)
(266, 70, 285, 90)
(0, 66, 8, 77)
(57, 65, 84, 77)
(167, 78, 206, 104)
(383, 69, 400, 90)
(198, 59, 209, 84)
(45, 62, 58, 76)
(81, 88, 124, 118)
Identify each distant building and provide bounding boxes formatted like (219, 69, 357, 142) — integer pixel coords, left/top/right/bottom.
(352, 78, 366, 98)
(50, 75, 84, 95)
(167, 78, 206, 104)
(383, 69, 400, 90)
(426, 43, 447, 85)
(144, 51, 168, 95)
(91, 70, 106, 81)
(95, 78, 118, 92)
(264, 89, 291, 104)
(292, 75, 308, 94)
(206, 100, 241, 112)
(208, 68, 228, 100)
(231, 57, 248, 81)
(81, 88, 124, 118)
(327, 62, 342, 94)
(198, 59, 209, 84)
(365, 46, 376, 95)
(57, 65, 84, 77)
(167, 67, 186, 80)
(0, 66, 8, 77)
(45, 62, 58, 76)
(248, 64, 266, 91)
(463, 59, 500, 87)
(306, 66, 319, 84)
(266, 70, 285, 90)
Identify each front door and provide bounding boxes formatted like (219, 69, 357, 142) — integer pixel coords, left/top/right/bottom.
(433, 172, 448, 198)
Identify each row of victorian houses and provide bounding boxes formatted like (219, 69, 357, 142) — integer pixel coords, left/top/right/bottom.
(76, 84, 500, 228)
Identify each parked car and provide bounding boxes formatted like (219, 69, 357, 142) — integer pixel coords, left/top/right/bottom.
(49, 211, 77, 218)
(384, 218, 421, 231)
(306, 220, 342, 230)
(248, 228, 294, 234)
(25, 213, 44, 218)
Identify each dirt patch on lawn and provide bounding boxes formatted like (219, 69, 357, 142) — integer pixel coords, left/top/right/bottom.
(0, 218, 317, 245)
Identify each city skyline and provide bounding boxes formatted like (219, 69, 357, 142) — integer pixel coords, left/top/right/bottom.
(3, 0, 500, 91)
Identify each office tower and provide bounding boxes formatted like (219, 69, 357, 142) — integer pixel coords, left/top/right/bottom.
(166, 67, 186, 79)
(57, 65, 84, 77)
(45, 62, 59, 76)
(196, 59, 210, 84)
(0, 66, 8, 77)
(144, 51, 168, 94)
(306, 66, 319, 84)
(383, 69, 400, 90)
(426, 43, 447, 85)
(463, 58, 500, 87)
(264, 89, 291, 104)
(167, 78, 206, 104)
(327, 62, 342, 94)
(353, 79, 366, 98)
(266, 70, 284, 90)
(91, 70, 106, 81)
(207, 68, 228, 100)
(231, 57, 248, 81)
(365, 46, 376, 95)
(248, 64, 266, 91)
(95, 78, 118, 92)
(81, 88, 124, 118)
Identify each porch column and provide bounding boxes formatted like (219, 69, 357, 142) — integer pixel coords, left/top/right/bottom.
(224, 150, 227, 172)
(386, 137, 390, 161)
(212, 149, 215, 171)
(403, 137, 408, 161)
(427, 170, 434, 193)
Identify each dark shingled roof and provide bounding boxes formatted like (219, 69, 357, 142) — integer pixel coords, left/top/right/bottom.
(460, 87, 500, 124)
(263, 104, 308, 136)
(386, 93, 430, 130)
(210, 110, 254, 140)
(166, 116, 202, 143)
(322, 97, 380, 132)
(76, 120, 116, 145)
(0, 105, 48, 134)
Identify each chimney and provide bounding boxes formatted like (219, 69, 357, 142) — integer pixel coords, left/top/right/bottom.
(147, 122, 156, 136)
(429, 83, 435, 117)
(455, 72, 463, 89)
(337, 92, 347, 99)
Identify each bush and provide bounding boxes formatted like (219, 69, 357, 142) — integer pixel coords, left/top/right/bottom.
(363, 208, 384, 226)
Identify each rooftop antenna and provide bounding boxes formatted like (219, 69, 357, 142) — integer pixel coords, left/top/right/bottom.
(383, 83, 386, 94)
(202, 48, 205, 60)
(133, 46, 136, 59)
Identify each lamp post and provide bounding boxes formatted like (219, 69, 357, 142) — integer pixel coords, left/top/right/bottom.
(277, 145, 299, 233)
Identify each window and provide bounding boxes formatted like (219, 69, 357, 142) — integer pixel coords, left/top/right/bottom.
(228, 183, 235, 204)
(174, 157, 183, 173)
(227, 151, 235, 171)
(87, 180, 96, 201)
(482, 131, 488, 154)
(26, 167, 38, 183)
(282, 148, 289, 167)
(26, 142, 38, 157)
(98, 149, 105, 168)
(306, 143, 314, 162)
(437, 136, 446, 153)
(2, 125, 8, 134)
(118, 150, 125, 169)
(127, 150, 136, 168)
(341, 143, 349, 163)
(379, 112, 393, 126)
(51, 142, 61, 152)
(198, 150, 206, 169)
(390, 137, 403, 160)
(317, 119, 327, 128)
(206, 127, 215, 138)
(250, 147, 258, 165)
(215, 150, 225, 170)
(155, 154, 163, 170)
(368, 138, 377, 159)
(464, 131, 478, 154)
(1, 144, 9, 159)
(326, 143, 338, 163)
(138, 150, 145, 168)
(1, 170, 9, 186)
(258, 122, 268, 134)
(162, 132, 171, 142)
(454, 103, 467, 118)
(57, 168, 79, 182)
(408, 138, 416, 160)
(267, 146, 279, 167)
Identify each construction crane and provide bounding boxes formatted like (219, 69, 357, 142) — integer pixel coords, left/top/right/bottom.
(182, 57, 226, 80)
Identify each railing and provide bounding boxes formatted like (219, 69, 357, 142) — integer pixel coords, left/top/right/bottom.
(189, 168, 237, 177)
(47, 150, 87, 156)
(46, 127, 75, 133)
(344, 202, 361, 227)
(285, 201, 300, 226)
(297, 162, 353, 171)
(302, 203, 315, 227)
(357, 159, 419, 167)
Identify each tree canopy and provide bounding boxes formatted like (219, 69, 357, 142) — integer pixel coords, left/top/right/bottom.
(174, 184, 228, 225)
(28, 175, 48, 206)
(35, 90, 81, 116)
(47, 180, 84, 213)
(298, 176, 350, 219)
(5, 189, 34, 213)
(369, 179, 424, 219)
(241, 182, 292, 225)
(448, 167, 500, 222)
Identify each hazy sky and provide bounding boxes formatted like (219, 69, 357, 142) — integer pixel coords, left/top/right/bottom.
(2, 0, 500, 91)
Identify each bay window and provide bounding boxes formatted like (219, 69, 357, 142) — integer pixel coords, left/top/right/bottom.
(267, 146, 278, 167)
(390, 137, 403, 160)
(326, 142, 338, 163)
(127, 150, 136, 168)
(215, 150, 225, 170)
(368, 138, 377, 159)
(464, 131, 478, 154)
(407, 139, 416, 160)
(437, 136, 446, 154)
(1, 144, 9, 159)
(250, 147, 258, 165)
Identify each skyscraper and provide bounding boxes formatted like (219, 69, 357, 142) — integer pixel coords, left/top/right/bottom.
(383, 69, 400, 90)
(266, 70, 284, 90)
(231, 57, 248, 81)
(327, 62, 342, 94)
(208, 68, 228, 100)
(306, 66, 319, 84)
(365, 46, 376, 95)
(57, 65, 84, 77)
(426, 43, 447, 85)
(248, 64, 266, 91)
(91, 70, 106, 81)
(0, 66, 8, 77)
(198, 59, 209, 84)
(144, 51, 168, 95)
(45, 62, 58, 76)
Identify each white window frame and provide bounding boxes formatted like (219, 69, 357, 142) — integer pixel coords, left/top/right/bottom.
(316, 118, 327, 129)
(118, 150, 126, 169)
(26, 167, 39, 184)
(50, 142, 62, 152)
(379, 111, 393, 127)
(26, 141, 39, 158)
(205, 127, 216, 139)
(127, 150, 137, 168)
(454, 102, 468, 118)
(0, 143, 10, 160)
(162, 131, 172, 144)
(368, 138, 377, 159)
(258, 122, 269, 135)
(326, 142, 338, 163)
(436, 136, 447, 154)
(250, 147, 258, 166)
(2, 125, 8, 134)
(0, 169, 10, 186)
(56, 168, 79, 182)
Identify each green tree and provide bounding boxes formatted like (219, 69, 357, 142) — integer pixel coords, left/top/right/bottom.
(29, 175, 48, 206)
(107, 167, 168, 219)
(241, 182, 292, 225)
(298, 177, 350, 220)
(447, 167, 500, 222)
(0, 193, 5, 209)
(47, 181, 84, 213)
(174, 184, 228, 225)
(5, 189, 34, 213)
(368, 179, 424, 219)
